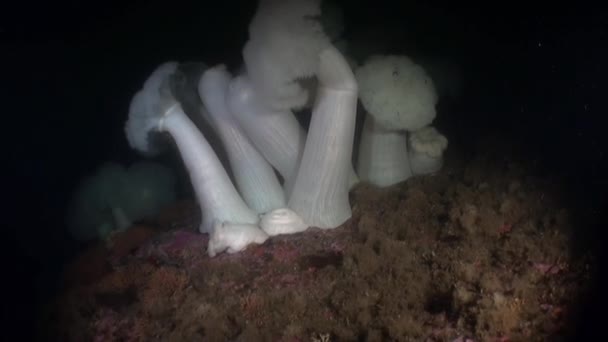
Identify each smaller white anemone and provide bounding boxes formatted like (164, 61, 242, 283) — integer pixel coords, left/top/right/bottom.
(259, 208, 308, 236)
(207, 220, 269, 257)
(409, 126, 448, 175)
(355, 54, 438, 187)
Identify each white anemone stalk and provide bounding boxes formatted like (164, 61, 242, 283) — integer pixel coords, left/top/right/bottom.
(199, 65, 286, 213)
(227, 75, 307, 193)
(125, 62, 258, 234)
(288, 46, 358, 228)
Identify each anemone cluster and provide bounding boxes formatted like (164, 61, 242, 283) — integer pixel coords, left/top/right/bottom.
(124, 0, 448, 256)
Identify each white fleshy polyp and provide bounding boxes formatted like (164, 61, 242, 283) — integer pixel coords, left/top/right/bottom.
(207, 221, 269, 257)
(259, 208, 308, 236)
(409, 126, 448, 175)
